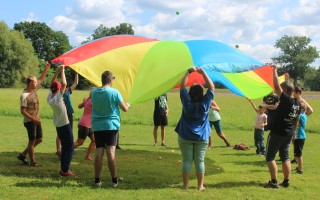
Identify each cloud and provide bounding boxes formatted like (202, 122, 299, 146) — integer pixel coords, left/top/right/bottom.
(22, 12, 38, 22)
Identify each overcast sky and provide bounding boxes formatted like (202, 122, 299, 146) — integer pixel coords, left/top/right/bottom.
(1, 0, 320, 65)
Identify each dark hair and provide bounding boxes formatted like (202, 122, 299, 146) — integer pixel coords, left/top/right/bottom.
(189, 84, 204, 103)
(294, 85, 302, 94)
(101, 71, 115, 85)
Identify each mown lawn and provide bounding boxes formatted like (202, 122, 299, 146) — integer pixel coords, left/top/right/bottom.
(0, 88, 319, 199)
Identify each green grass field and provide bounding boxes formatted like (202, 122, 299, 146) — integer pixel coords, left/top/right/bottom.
(0, 88, 319, 199)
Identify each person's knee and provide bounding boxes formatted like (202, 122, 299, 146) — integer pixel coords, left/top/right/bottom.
(77, 139, 85, 146)
(28, 140, 36, 146)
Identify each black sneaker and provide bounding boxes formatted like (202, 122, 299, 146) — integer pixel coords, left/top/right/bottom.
(291, 159, 297, 164)
(296, 169, 303, 174)
(279, 181, 290, 188)
(263, 180, 279, 188)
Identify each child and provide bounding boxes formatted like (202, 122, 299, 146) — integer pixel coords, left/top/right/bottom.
(247, 98, 268, 155)
(74, 91, 95, 161)
(291, 103, 307, 174)
(208, 101, 231, 148)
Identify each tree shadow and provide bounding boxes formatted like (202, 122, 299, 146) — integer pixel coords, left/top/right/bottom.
(206, 181, 261, 188)
(0, 149, 221, 190)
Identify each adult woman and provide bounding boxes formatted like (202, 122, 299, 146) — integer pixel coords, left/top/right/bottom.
(175, 67, 214, 191)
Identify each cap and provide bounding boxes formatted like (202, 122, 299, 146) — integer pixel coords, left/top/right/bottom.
(51, 81, 62, 91)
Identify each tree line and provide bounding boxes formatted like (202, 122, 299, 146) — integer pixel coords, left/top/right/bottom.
(0, 20, 319, 90)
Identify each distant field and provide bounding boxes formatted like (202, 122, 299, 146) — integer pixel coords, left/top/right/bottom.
(0, 88, 318, 133)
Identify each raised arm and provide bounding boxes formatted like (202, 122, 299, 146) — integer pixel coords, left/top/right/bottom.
(70, 73, 79, 91)
(246, 97, 258, 112)
(60, 66, 67, 94)
(272, 65, 282, 97)
(36, 62, 51, 89)
(197, 68, 215, 91)
(51, 66, 62, 84)
(180, 67, 196, 90)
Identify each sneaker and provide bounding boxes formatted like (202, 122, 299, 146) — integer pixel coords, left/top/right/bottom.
(17, 154, 29, 165)
(112, 182, 118, 188)
(161, 143, 166, 146)
(226, 142, 231, 147)
(279, 181, 290, 188)
(296, 169, 303, 174)
(263, 180, 279, 189)
(60, 171, 75, 177)
(291, 159, 297, 164)
(94, 181, 102, 188)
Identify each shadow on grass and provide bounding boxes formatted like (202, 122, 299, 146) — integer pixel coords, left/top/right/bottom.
(0, 149, 221, 190)
(206, 181, 261, 188)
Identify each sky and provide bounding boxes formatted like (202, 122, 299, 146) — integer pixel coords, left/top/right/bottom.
(1, 0, 320, 65)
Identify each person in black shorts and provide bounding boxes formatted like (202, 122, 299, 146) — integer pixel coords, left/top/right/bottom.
(263, 65, 301, 189)
(153, 94, 169, 146)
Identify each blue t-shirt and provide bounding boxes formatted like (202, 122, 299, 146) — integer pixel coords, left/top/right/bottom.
(296, 113, 307, 139)
(63, 90, 74, 115)
(175, 88, 214, 141)
(91, 87, 123, 131)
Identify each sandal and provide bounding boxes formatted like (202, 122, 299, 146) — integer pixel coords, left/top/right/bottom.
(29, 162, 41, 167)
(17, 154, 29, 165)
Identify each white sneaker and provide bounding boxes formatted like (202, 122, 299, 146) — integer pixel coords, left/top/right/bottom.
(112, 182, 118, 188)
(94, 181, 102, 188)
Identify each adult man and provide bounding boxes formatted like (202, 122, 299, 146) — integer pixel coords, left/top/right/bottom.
(153, 94, 169, 146)
(264, 65, 301, 188)
(17, 62, 51, 166)
(92, 71, 130, 188)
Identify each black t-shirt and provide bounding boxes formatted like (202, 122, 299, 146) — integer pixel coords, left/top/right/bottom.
(271, 93, 301, 136)
(263, 94, 279, 117)
(154, 94, 167, 116)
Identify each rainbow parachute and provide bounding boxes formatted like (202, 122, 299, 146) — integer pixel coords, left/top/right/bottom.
(52, 35, 276, 104)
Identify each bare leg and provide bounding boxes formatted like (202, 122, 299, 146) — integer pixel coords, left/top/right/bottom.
(196, 173, 205, 191)
(182, 172, 190, 189)
(217, 132, 230, 146)
(267, 160, 278, 180)
(27, 140, 36, 163)
(282, 160, 291, 180)
(94, 147, 105, 178)
(106, 146, 117, 178)
(74, 139, 85, 148)
(153, 126, 158, 145)
(208, 135, 212, 148)
(85, 135, 95, 160)
(296, 156, 303, 170)
(160, 125, 166, 145)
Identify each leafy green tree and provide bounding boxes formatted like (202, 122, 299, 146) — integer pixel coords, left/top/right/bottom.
(92, 23, 134, 40)
(272, 35, 319, 85)
(0, 21, 39, 87)
(13, 21, 72, 61)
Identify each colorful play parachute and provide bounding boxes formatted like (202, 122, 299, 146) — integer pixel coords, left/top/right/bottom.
(52, 35, 275, 104)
